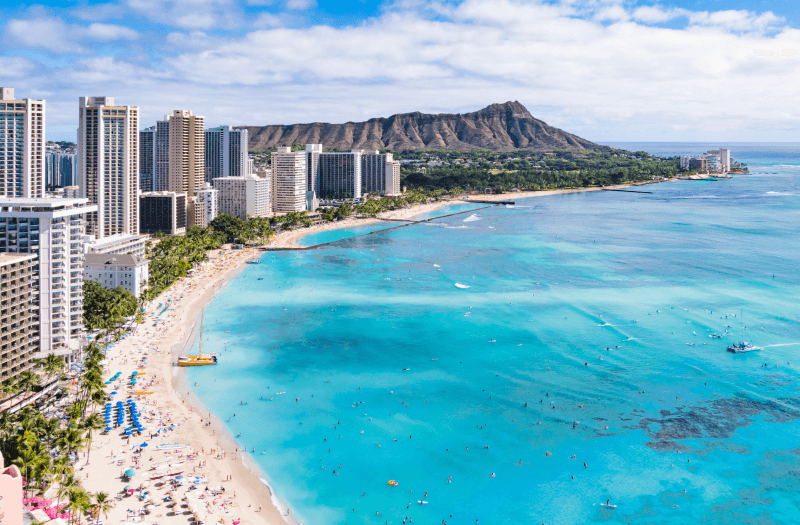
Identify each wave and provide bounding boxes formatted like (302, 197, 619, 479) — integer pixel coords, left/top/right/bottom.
(463, 214, 481, 222)
(433, 264, 441, 268)
(454, 283, 470, 289)
(765, 191, 793, 196)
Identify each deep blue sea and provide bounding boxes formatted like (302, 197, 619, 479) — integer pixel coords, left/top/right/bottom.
(188, 143, 800, 525)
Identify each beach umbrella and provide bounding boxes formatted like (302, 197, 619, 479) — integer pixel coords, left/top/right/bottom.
(125, 469, 136, 477)
(124, 485, 132, 491)
(111, 391, 118, 395)
(104, 427, 112, 431)
(140, 443, 148, 447)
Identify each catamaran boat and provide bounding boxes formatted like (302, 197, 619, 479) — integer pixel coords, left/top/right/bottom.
(178, 311, 218, 367)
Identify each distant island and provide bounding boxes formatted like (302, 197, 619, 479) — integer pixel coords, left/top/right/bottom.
(241, 101, 609, 153)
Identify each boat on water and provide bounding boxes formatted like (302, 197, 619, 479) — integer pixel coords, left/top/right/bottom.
(726, 310, 760, 353)
(178, 311, 217, 367)
(727, 341, 761, 353)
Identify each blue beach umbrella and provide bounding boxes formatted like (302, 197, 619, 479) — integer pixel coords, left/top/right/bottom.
(104, 427, 112, 431)
(125, 469, 136, 477)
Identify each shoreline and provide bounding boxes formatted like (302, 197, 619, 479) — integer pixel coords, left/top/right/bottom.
(79, 248, 290, 525)
(77, 173, 716, 525)
(275, 174, 717, 247)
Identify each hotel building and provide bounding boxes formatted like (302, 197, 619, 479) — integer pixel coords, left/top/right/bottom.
(140, 191, 187, 235)
(84, 254, 149, 298)
(271, 147, 307, 213)
(193, 182, 218, 227)
(139, 126, 155, 192)
(205, 126, 249, 183)
(214, 174, 271, 219)
(78, 96, 139, 239)
(0, 87, 45, 198)
(318, 151, 362, 200)
(168, 110, 204, 197)
(0, 197, 97, 363)
(0, 253, 38, 382)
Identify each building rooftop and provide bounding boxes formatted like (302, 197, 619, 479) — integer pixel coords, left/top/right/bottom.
(84, 254, 147, 267)
(0, 197, 90, 207)
(0, 253, 37, 266)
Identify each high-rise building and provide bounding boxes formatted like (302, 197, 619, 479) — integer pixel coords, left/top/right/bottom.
(214, 174, 271, 219)
(318, 151, 362, 200)
(205, 126, 248, 183)
(139, 126, 155, 192)
(139, 191, 187, 235)
(0, 253, 38, 382)
(154, 119, 170, 191)
(168, 110, 204, 197)
(385, 159, 401, 195)
(46, 151, 78, 190)
(194, 182, 218, 228)
(0, 197, 97, 363)
(0, 87, 45, 198)
(271, 147, 307, 213)
(305, 144, 322, 195)
(361, 150, 401, 195)
(708, 148, 731, 173)
(78, 96, 139, 239)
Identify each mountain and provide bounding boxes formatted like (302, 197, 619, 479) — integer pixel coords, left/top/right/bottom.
(240, 101, 608, 153)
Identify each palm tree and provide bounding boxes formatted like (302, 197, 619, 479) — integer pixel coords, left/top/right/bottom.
(80, 414, 105, 465)
(1, 377, 20, 404)
(39, 354, 65, 384)
(93, 492, 112, 522)
(17, 370, 41, 397)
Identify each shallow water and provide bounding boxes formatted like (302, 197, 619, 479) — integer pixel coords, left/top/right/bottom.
(188, 146, 800, 525)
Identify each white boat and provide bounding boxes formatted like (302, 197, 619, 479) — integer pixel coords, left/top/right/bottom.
(727, 342, 761, 353)
(600, 503, 617, 509)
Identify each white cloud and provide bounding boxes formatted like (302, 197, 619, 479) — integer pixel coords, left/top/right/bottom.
(5, 0, 800, 142)
(631, 5, 689, 24)
(124, 0, 241, 29)
(0, 57, 38, 78)
(688, 10, 783, 33)
(5, 17, 87, 53)
(4, 17, 139, 54)
(86, 23, 139, 41)
(286, 0, 316, 9)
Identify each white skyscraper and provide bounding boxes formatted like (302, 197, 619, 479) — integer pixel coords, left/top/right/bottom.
(0, 87, 45, 198)
(205, 126, 248, 183)
(0, 197, 97, 363)
(271, 147, 307, 213)
(78, 96, 139, 239)
(194, 182, 219, 228)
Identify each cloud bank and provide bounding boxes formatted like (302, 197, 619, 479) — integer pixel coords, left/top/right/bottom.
(3, 0, 799, 142)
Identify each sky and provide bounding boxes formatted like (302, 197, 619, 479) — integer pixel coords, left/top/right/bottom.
(2, 0, 800, 144)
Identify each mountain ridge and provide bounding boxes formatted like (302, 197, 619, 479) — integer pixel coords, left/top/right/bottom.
(240, 101, 609, 153)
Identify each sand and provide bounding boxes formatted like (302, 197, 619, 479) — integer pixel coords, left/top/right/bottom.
(72, 175, 708, 525)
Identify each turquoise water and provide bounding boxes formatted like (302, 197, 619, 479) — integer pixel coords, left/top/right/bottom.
(297, 222, 409, 247)
(297, 203, 488, 246)
(188, 146, 800, 525)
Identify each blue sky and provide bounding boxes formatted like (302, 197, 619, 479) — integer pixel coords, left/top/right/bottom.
(3, 0, 799, 143)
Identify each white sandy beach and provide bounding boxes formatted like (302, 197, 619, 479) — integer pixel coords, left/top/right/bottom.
(73, 175, 709, 525)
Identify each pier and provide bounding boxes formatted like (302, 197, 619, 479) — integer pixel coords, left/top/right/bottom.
(601, 188, 653, 194)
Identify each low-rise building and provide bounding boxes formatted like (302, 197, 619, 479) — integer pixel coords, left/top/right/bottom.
(0, 253, 38, 382)
(84, 254, 149, 297)
(139, 191, 187, 235)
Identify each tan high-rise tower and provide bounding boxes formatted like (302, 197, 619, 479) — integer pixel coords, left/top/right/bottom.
(0, 87, 45, 198)
(168, 110, 204, 197)
(78, 96, 139, 239)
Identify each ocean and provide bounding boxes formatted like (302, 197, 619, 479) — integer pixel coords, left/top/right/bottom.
(187, 143, 800, 525)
